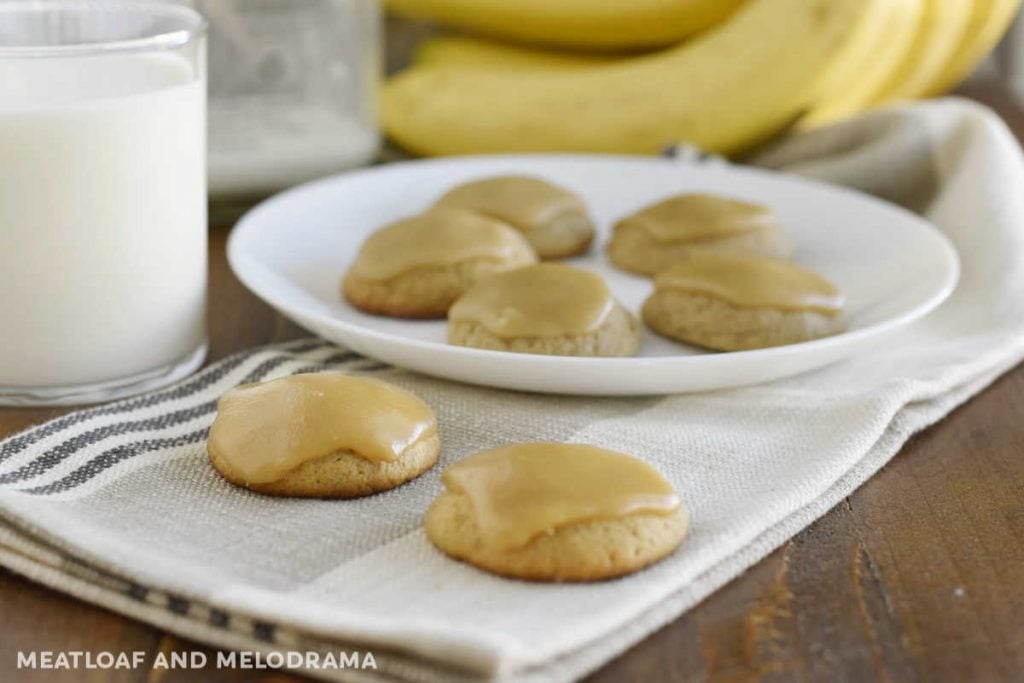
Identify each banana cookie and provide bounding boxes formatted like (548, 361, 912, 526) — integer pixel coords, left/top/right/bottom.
(434, 176, 595, 259)
(447, 263, 640, 357)
(342, 207, 537, 318)
(642, 252, 845, 351)
(208, 374, 440, 498)
(425, 442, 689, 582)
(607, 193, 790, 276)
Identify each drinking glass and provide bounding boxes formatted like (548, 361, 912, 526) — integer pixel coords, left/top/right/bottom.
(0, 1, 209, 405)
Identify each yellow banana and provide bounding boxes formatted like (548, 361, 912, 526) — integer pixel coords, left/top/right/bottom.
(383, 0, 888, 157)
(925, 0, 1024, 95)
(872, 0, 973, 104)
(414, 36, 618, 72)
(801, 0, 924, 127)
(416, 22, 926, 128)
(384, 0, 747, 50)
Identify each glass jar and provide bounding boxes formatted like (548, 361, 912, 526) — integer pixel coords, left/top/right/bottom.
(191, 0, 381, 196)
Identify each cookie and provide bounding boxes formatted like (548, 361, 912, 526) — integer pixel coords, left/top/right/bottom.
(447, 263, 640, 357)
(434, 176, 595, 259)
(425, 443, 688, 582)
(342, 207, 537, 318)
(208, 373, 440, 498)
(607, 193, 790, 276)
(642, 252, 845, 351)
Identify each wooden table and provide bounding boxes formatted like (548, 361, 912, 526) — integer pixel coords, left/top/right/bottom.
(2, 84, 1024, 682)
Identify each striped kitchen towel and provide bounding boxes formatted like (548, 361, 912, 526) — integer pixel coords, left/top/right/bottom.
(2, 98, 1024, 683)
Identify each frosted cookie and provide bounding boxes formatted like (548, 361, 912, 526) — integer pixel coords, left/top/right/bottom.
(208, 373, 439, 498)
(434, 176, 595, 259)
(447, 263, 640, 357)
(607, 193, 790, 276)
(642, 253, 845, 351)
(342, 207, 537, 318)
(425, 442, 688, 582)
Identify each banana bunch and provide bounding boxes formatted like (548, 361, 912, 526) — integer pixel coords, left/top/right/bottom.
(383, 0, 1022, 157)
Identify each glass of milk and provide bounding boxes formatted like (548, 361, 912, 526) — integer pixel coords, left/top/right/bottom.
(0, 1, 208, 405)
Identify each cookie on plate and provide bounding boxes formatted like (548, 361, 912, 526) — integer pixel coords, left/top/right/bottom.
(342, 207, 537, 318)
(447, 263, 640, 357)
(607, 193, 790, 276)
(425, 442, 688, 582)
(434, 176, 595, 259)
(208, 373, 440, 498)
(642, 252, 845, 351)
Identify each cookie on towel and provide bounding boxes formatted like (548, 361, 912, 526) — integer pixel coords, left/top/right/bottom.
(447, 263, 640, 357)
(425, 442, 688, 582)
(642, 252, 845, 351)
(208, 373, 440, 498)
(607, 193, 790, 276)
(342, 207, 537, 318)
(434, 176, 595, 259)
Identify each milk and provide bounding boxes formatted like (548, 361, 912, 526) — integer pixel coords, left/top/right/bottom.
(0, 53, 207, 388)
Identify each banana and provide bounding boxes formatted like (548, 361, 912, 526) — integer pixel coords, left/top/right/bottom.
(871, 0, 973, 104)
(414, 36, 618, 72)
(801, 0, 924, 127)
(925, 0, 1024, 95)
(384, 0, 747, 50)
(383, 0, 888, 157)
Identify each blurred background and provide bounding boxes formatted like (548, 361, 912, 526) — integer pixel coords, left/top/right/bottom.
(162, 0, 1024, 200)
(1000, 12, 1024, 95)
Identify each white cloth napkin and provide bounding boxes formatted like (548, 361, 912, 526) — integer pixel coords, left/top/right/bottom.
(2, 98, 1023, 683)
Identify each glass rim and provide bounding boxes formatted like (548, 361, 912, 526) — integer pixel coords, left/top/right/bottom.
(0, 1, 207, 59)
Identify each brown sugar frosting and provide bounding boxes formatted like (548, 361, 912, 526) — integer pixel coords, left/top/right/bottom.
(207, 374, 437, 485)
(654, 253, 844, 316)
(434, 176, 587, 234)
(348, 207, 535, 281)
(448, 263, 615, 338)
(441, 442, 681, 551)
(618, 193, 779, 243)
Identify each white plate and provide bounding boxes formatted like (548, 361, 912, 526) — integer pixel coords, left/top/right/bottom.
(228, 155, 959, 396)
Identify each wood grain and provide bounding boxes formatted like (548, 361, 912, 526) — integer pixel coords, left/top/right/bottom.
(2, 86, 1023, 682)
